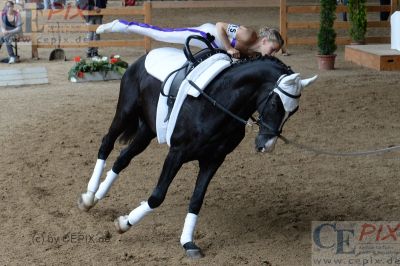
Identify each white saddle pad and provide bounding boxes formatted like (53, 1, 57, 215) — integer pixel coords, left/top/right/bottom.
(145, 47, 187, 82)
(146, 48, 231, 146)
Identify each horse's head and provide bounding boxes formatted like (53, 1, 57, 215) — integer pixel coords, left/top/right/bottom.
(255, 73, 318, 153)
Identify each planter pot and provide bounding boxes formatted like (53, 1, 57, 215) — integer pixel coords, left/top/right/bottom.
(70, 70, 123, 83)
(316, 54, 337, 70)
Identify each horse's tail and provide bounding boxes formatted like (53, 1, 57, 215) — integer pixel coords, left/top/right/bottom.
(118, 116, 138, 144)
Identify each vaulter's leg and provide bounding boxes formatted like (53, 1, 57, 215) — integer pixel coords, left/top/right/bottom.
(181, 156, 225, 258)
(114, 150, 184, 233)
(96, 20, 220, 48)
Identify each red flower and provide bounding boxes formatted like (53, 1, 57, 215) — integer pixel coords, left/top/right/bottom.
(77, 71, 84, 78)
(74, 56, 81, 63)
(110, 58, 118, 64)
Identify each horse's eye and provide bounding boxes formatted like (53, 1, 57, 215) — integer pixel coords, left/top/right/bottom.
(270, 100, 278, 109)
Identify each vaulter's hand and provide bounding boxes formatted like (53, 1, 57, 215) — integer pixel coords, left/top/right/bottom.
(227, 47, 240, 59)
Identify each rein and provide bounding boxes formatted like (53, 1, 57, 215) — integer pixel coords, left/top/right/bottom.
(187, 80, 253, 126)
(186, 66, 400, 157)
(279, 135, 400, 157)
(187, 80, 283, 136)
(188, 79, 400, 157)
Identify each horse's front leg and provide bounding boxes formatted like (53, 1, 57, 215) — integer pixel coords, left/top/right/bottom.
(180, 156, 226, 259)
(114, 150, 184, 233)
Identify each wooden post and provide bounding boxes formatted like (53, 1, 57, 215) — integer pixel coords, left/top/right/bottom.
(144, 1, 152, 53)
(391, 0, 398, 14)
(280, 0, 288, 48)
(30, 7, 39, 59)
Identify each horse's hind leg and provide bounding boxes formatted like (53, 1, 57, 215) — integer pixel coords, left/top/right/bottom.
(78, 87, 140, 211)
(79, 124, 127, 210)
(93, 122, 156, 201)
(114, 151, 184, 233)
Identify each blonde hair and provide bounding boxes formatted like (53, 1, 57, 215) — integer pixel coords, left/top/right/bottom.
(259, 27, 284, 48)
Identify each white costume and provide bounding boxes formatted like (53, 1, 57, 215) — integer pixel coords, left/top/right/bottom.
(96, 20, 239, 50)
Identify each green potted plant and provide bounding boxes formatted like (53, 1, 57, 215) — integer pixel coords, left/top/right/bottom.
(348, 0, 367, 44)
(317, 0, 337, 70)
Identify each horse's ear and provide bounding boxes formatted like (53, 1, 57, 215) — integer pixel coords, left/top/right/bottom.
(300, 75, 318, 89)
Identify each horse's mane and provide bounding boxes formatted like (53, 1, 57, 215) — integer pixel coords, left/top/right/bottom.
(233, 54, 294, 75)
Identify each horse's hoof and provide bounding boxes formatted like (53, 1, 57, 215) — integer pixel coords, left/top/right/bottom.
(114, 215, 131, 234)
(77, 192, 98, 212)
(183, 242, 204, 259)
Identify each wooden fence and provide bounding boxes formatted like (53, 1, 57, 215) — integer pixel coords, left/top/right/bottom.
(20, 0, 281, 58)
(16, 0, 400, 58)
(148, 0, 280, 8)
(25, 2, 151, 58)
(280, 0, 399, 46)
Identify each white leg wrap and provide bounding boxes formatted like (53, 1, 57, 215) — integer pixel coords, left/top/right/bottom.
(180, 213, 198, 246)
(87, 159, 106, 193)
(94, 170, 119, 200)
(127, 201, 153, 226)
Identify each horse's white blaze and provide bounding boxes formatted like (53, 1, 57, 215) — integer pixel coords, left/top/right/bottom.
(87, 159, 106, 193)
(263, 136, 278, 153)
(180, 213, 198, 246)
(263, 111, 289, 153)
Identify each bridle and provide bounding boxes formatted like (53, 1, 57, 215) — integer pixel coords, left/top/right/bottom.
(187, 74, 301, 137)
(255, 74, 300, 137)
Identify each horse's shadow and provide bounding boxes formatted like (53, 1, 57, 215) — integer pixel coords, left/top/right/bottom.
(206, 187, 381, 243)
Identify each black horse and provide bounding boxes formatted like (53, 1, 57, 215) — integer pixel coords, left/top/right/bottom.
(78, 45, 317, 258)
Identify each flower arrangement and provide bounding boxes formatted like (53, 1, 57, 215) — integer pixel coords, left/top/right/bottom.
(68, 55, 129, 80)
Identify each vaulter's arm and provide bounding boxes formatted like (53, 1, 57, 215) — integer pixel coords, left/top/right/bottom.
(215, 22, 257, 58)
